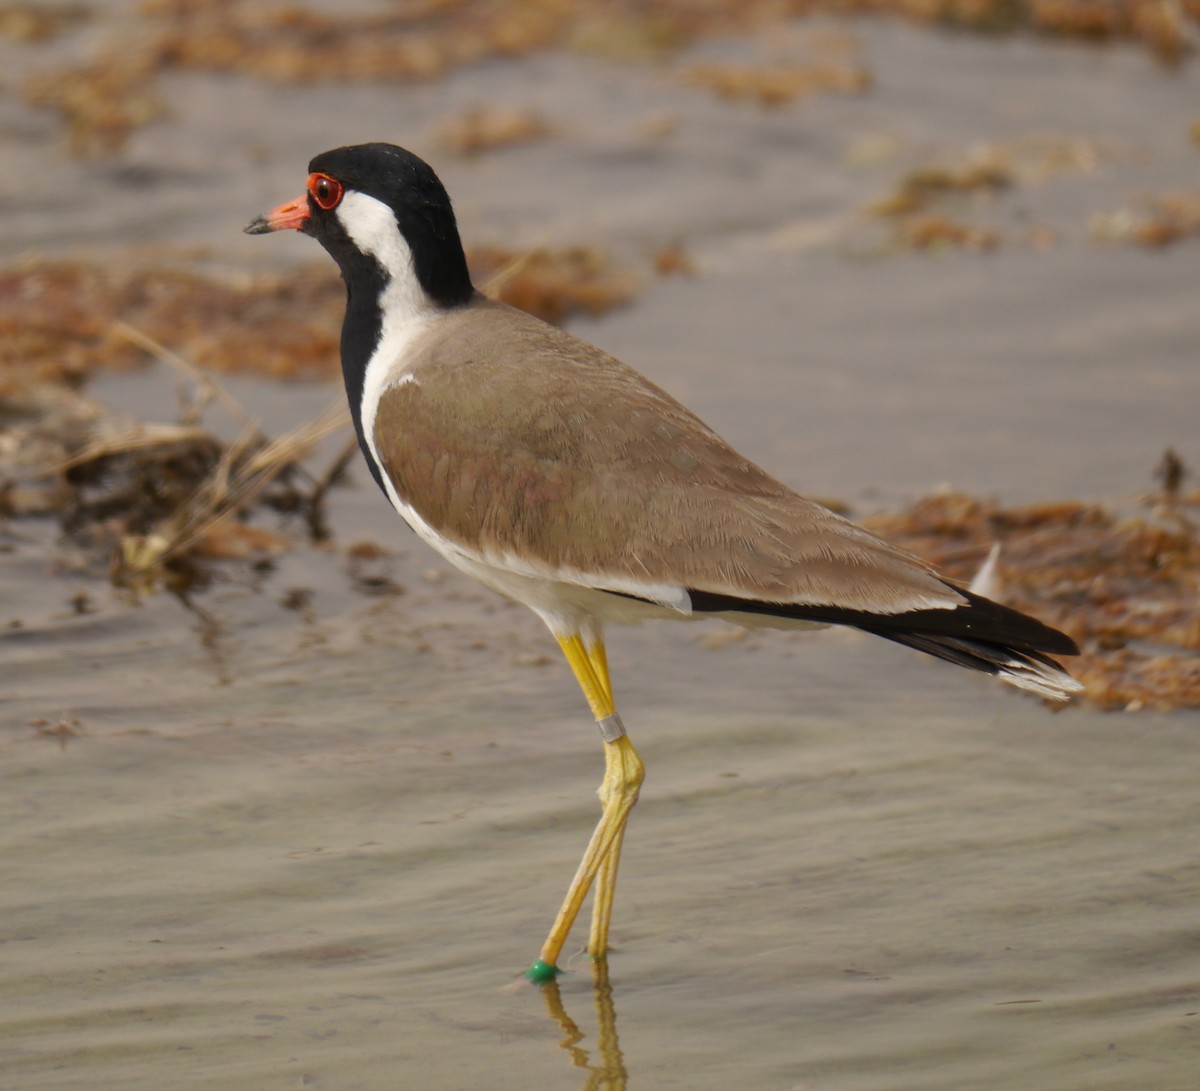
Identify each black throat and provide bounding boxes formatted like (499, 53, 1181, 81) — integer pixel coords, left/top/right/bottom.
(338, 261, 390, 495)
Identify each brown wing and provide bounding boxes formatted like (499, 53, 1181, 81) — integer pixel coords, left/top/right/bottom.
(372, 300, 961, 615)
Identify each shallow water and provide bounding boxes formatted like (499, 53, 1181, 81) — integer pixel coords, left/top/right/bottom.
(3, 8, 1200, 1090)
(4, 539, 1198, 1089)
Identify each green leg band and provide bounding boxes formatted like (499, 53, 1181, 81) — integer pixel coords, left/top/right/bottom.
(524, 958, 562, 984)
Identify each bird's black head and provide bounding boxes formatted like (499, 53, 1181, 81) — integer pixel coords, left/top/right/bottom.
(245, 143, 477, 498)
(245, 142, 475, 311)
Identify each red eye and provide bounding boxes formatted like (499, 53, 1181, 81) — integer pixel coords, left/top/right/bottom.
(307, 172, 343, 211)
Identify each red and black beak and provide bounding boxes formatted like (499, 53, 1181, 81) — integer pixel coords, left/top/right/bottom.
(244, 194, 310, 235)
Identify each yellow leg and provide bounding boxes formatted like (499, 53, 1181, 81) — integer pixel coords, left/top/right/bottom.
(577, 639, 625, 958)
(526, 635, 644, 981)
(573, 637, 635, 961)
(586, 641, 613, 708)
(558, 634, 613, 722)
(587, 638, 623, 959)
(588, 816, 627, 960)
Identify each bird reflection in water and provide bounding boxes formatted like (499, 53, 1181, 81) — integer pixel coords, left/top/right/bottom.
(537, 962, 627, 1090)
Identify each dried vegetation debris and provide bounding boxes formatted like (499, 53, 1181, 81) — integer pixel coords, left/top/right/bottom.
(138, 0, 566, 82)
(1, 349, 350, 593)
(0, 260, 344, 385)
(862, 137, 1134, 252)
(652, 243, 697, 276)
(682, 60, 870, 106)
(23, 55, 165, 157)
(0, 2, 90, 43)
(1089, 191, 1200, 248)
(890, 216, 1002, 252)
(0, 381, 102, 517)
(436, 106, 554, 156)
(0, 247, 641, 390)
(835, 0, 1199, 62)
(17, 1, 1200, 154)
(471, 245, 640, 324)
(864, 481, 1200, 711)
(866, 159, 1015, 218)
(865, 159, 1011, 252)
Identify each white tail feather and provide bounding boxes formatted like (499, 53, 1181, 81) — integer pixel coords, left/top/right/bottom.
(998, 656, 1084, 702)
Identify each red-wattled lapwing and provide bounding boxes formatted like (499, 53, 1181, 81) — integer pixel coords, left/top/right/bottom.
(246, 143, 1082, 982)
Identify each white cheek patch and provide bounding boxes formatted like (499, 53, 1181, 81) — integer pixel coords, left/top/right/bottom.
(335, 189, 428, 321)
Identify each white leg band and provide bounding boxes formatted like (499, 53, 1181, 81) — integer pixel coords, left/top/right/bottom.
(596, 713, 626, 742)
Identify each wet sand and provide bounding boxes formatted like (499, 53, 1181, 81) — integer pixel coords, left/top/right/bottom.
(3, 8, 1200, 1090)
